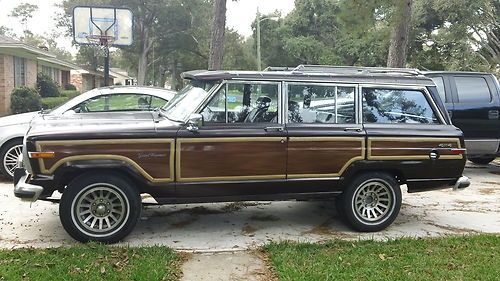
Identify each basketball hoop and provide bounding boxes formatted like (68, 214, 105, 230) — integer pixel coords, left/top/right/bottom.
(73, 6, 133, 86)
(86, 35, 116, 46)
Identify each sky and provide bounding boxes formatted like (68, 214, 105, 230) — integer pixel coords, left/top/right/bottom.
(0, 0, 296, 54)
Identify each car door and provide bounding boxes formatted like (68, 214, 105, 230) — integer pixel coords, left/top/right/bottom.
(284, 82, 365, 193)
(448, 74, 500, 156)
(175, 80, 287, 198)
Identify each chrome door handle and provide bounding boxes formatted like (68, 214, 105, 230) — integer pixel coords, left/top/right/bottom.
(344, 127, 363, 132)
(488, 110, 499, 120)
(265, 126, 284, 132)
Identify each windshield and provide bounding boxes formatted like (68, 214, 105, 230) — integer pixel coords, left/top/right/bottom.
(162, 81, 215, 122)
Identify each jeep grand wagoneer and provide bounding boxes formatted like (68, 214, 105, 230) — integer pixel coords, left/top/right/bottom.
(14, 65, 469, 243)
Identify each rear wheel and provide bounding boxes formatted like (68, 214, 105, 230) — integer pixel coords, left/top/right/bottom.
(59, 173, 141, 243)
(340, 172, 401, 232)
(0, 139, 23, 180)
(468, 157, 495, 165)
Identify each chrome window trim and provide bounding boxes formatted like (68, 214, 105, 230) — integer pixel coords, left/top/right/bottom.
(283, 81, 359, 125)
(359, 84, 446, 125)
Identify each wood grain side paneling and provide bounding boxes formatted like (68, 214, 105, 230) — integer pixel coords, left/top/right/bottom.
(177, 138, 286, 182)
(36, 139, 174, 182)
(287, 137, 365, 178)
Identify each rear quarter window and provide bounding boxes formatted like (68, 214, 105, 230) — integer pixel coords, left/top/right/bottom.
(454, 76, 492, 103)
(430, 76, 446, 102)
(362, 88, 440, 124)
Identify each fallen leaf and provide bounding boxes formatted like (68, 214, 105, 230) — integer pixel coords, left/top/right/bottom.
(100, 267, 106, 274)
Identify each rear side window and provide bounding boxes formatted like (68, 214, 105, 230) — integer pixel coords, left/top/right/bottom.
(362, 88, 440, 124)
(287, 84, 356, 124)
(454, 76, 491, 103)
(430, 76, 446, 102)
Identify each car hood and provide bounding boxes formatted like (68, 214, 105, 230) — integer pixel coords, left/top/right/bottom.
(0, 112, 39, 127)
(28, 112, 163, 140)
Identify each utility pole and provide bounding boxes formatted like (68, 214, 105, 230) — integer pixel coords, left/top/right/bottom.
(255, 8, 279, 71)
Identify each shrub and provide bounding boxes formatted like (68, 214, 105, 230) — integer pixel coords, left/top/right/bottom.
(41, 96, 71, 109)
(60, 90, 81, 99)
(10, 87, 42, 114)
(64, 84, 77, 90)
(37, 73, 60, 97)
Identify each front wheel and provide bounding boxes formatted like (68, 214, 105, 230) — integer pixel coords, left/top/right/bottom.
(59, 173, 141, 243)
(0, 139, 23, 180)
(340, 172, 401, 232)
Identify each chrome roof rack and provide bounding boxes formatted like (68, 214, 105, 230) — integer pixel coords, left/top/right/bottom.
(267, 65, 422, 76)
(263, 66, 296, 71)
(293, 65, 422, 75)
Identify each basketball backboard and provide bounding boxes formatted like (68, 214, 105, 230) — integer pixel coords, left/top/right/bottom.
(72, 6, 133, 46)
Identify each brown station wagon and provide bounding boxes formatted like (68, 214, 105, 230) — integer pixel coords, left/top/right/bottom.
(14, 65, 470, 243)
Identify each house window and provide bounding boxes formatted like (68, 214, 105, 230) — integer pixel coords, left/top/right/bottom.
(41, 65, 61, 85)
(14, 57, 26, 87)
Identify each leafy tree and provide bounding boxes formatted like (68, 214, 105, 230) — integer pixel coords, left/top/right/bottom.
(9, 3, 38, 33)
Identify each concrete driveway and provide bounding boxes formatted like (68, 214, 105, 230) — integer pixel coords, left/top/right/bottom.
(1, 162, 499, 250)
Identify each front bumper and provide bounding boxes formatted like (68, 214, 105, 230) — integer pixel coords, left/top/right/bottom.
(14, 169, 43, 202)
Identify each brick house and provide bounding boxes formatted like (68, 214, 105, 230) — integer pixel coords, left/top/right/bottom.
(0, 35, 79, 117)
(70, 69, 115, 93)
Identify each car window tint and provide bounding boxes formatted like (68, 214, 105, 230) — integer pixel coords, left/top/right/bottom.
(455, 76, 491, 103)
(430, 77, 446, 102)
(201, 82, 279, 124)
(362, 88, 440, 124)
(287, 84, 355, 124)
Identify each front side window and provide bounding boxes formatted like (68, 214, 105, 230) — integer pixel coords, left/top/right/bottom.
(363, 88, 440, 124)
(455, 76, 491, 103)
(14, 57, 26, 87)
(287, 84, 356, 124)
(76, 94, 162, 112)
(201, 82, 280, 124)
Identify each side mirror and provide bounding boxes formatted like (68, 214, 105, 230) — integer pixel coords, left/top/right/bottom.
(186, 113, 203, 132)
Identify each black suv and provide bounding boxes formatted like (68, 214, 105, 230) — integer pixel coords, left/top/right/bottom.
(424, 72, 500, 164)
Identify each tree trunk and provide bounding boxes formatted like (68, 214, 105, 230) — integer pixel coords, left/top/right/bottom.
(387, 0, 412, 68)
(137, 22, 152, 85)
(208, 0, 227, 70)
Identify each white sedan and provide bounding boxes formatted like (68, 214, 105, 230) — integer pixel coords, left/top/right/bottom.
(0, 86, 176, 179)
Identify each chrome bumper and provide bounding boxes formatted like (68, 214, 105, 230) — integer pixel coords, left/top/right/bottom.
(453, 176, 470, 191)
(14, 172, 43, 202)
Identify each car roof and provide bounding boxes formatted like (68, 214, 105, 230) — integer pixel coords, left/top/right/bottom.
(422, 71, 492, 76)
(182, 65, 436, 86)
(96, 86, 176, 98)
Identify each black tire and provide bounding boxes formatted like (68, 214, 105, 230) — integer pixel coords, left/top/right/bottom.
(59, 172, 141, 243)
(468, 157, 495, 165)
(339, 172, 401, 232)
(0, 138, 23, 180)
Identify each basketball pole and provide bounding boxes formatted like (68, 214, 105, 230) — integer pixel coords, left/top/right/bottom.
(89, 7, 116, 87)
(104, 47, 110, 86)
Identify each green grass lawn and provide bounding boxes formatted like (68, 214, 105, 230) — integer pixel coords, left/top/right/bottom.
(0, 244, 181, 281)
(265, 235, 500, 281)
